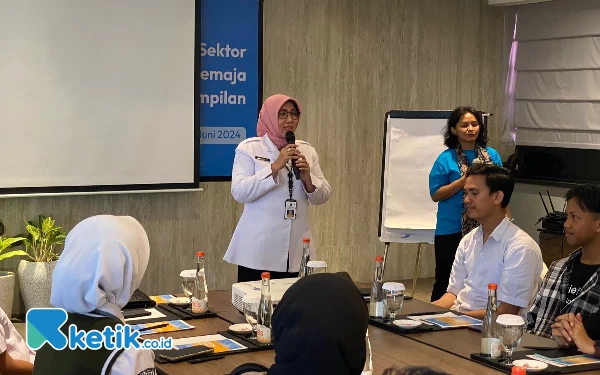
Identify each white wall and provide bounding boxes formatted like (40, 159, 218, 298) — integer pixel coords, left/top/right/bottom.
(510, 182, 568, 243)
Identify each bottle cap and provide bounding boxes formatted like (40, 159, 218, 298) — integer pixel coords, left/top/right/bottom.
(261, 272, 271, 279)
(488, 283, 498, 290)
(303, 238, 310, 243)
(375, 256, 384, 262)
(511, 366, 526, 375)
(382, 282, 405, 292)
(496, 314, 525, 326)
(197, 251, 205, 257)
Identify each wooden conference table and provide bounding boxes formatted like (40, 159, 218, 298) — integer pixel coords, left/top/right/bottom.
(145, 290, 595, 375)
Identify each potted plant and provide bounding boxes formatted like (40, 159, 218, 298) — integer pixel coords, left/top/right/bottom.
(0, 236, 28, 315)
(17, 215, 66, 310)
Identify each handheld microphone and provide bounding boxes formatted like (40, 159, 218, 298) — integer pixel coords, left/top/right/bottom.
(285, 131, 301, 180)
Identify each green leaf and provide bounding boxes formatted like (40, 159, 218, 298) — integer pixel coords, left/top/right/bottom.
(0, 250, 30, 262)
(0, 237, 27, 252)
(26, 224, 40, 242)
(41, 217, 56, 235)
(21, 215, 66, 262)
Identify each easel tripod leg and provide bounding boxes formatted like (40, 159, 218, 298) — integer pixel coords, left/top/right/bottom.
(381, 242, 390, 280)
(412, 243, 423, 298)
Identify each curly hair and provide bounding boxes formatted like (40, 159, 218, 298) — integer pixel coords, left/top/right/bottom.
(443, 106, 488, 149)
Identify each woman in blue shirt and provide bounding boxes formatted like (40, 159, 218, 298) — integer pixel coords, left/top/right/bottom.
(428, 107, 503, 301)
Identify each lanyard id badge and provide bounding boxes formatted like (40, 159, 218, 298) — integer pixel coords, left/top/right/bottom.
(285, 199, 297, 220)
(284, 166, 297, 220)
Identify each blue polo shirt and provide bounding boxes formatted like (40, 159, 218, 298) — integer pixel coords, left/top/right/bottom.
(429, 147, 503, 235)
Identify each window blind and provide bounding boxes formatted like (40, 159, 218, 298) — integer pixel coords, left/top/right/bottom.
(514, 0, 600, 149)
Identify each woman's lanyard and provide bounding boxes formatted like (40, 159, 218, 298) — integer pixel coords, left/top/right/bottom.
(284, 165, 297, 220)
(287, 167, 294, 200)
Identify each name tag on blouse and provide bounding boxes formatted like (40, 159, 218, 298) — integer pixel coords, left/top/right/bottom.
(255, 156, 270, 162)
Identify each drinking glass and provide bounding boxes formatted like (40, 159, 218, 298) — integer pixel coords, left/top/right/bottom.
(243, 296, 259, 339)
(382, 282, 405, 322)
(306, 260, 327, 275)
(181, 276, 195, 308)
(496, 315, 525, 365)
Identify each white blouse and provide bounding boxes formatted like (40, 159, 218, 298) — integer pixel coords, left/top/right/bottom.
(0, 307, 35, 363)
(224, 135, 331, 273)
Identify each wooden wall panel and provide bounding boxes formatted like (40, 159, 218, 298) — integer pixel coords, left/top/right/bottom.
(0, 0, 506, 315)
(261, 0, 506, 283)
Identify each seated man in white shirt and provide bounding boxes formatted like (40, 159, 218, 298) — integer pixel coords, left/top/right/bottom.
(432, 163, 543, 318)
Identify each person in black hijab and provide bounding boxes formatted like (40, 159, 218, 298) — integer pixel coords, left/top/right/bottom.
(229, 272, 369, 375)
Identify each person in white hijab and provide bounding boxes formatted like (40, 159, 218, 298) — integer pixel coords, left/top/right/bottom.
(33, 215, 156, 375)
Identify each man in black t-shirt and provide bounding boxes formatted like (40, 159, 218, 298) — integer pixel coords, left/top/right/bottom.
(566, 262, 600, 305)
(528, 184, 600, 355)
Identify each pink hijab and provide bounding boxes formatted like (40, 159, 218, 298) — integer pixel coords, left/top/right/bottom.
(256, 94, 302, 150)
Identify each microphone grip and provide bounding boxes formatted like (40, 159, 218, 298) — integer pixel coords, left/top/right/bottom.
(291, 159, 301, 180)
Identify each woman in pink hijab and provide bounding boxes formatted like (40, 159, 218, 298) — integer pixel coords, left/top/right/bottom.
(224, 94, 332, 282)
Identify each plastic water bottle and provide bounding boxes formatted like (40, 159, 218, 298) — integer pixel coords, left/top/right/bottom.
(369, 256, 385, 318)
(192, 251, 209, 313)
(481, 283, 501, 358)
(298, 238, 311, 277)
(257, 272, 273, 344)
